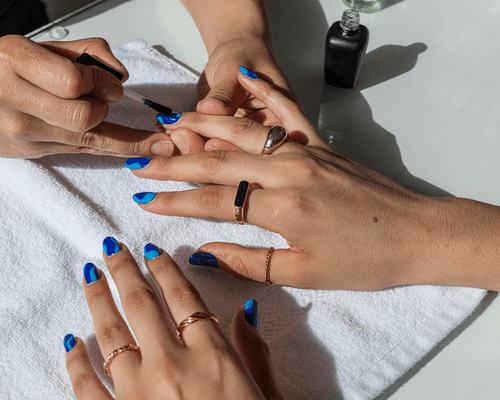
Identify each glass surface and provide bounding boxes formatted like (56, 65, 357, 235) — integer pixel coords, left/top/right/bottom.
(343, 0, 405, 13)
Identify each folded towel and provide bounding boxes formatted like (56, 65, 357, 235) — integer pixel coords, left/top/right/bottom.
(0, 39, 487, 400)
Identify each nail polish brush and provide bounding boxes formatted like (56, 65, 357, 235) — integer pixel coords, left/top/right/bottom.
(75, 53, 172, 116)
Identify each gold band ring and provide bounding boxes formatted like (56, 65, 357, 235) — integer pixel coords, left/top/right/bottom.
(103, 344, 140, 378)
(262, 126, 288, 155)
(265, 247, 275, 286)
(234, 180, 250, 225)
(176, 311, 219, 343)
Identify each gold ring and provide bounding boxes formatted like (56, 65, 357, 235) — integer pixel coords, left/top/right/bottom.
(265, 247, 274, 286)
(103, 344, 140, 378)
(262, 126, 288, 155)
(176, 311, 219, 343)
(234, 180, 250, 225)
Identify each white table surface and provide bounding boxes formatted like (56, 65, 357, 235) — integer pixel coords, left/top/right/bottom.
(33, 0, 500, 398)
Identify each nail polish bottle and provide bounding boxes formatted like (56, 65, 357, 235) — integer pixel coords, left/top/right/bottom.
(324, 9, 369, 89)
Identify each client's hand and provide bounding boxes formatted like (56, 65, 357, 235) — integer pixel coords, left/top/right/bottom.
(163, 36, 296, 155)
(64, 238, 282, 399)
(0, 36, 171, 158)
(128, 68, 500, 291)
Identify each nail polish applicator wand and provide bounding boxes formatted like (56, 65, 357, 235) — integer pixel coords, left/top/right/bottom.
(75, 53, 172, 116)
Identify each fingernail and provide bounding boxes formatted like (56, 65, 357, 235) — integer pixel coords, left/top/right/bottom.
(104, 83, 123, 102)
(83, 262, 99, 284)
(151, 140, 174, 156)
(63, 334, 76, 353)
(144, 243, 162, 260)
(239, 66, 258, 80)
(156, 112, 182, 124)
(244, 299, 259, 329)
(133, 192, 157, 204)
(125, 157, 151, 169)
(189, 252, 219, 268)
(103, 236, 121, 257)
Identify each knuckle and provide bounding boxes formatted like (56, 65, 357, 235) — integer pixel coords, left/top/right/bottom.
(67, 102, 100, 132)
(61, 66, 85, 99)
(227, 254, 252, 279)
(167, 285, 200, 305)
(0, 35, 25, 66)
(71, 372, 96, 398)
(89, 37, 111, 50)
(201, 150, 228, 175)
(79, 130, 105, 148)
(277, 188, 311, 216)
(282, 156, 320, 181)
(99, 322, 128, 347)
(198, 185, 225, 213)
(84, 286, 108, 307)
(2, 117, 30, 138)
(229, 118, 259, 139)
(125, 287, 157, 312)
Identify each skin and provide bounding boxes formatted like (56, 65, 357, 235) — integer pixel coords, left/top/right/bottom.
(65, 241, 283, 399)
(0, 0, 292, 159)
(134, 71, 500, 291)
(0, 35, 172, 158)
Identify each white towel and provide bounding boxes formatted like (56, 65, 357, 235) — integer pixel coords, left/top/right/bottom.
(0, 39, 488, 400)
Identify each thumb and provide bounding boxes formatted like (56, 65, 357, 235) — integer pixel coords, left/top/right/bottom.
(232, 301, 284, 400)
(196, 74, 246, 116)
(188, 243, 308, 288)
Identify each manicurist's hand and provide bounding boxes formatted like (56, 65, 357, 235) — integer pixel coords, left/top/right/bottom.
(64, 238, 283, 399)
(167, 0, 296, 155)
(129, 68, 500, 291)
(0, 36, 172, 158)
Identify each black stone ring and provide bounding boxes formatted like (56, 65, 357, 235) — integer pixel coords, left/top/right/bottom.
(262, 126, 288, 155)
(234, 180, 250, 225)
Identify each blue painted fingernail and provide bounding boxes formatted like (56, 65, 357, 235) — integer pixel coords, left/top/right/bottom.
(156, 112, 182, 124)
(240, 66, 258, 80)
(103, 237, 121, 257)
(133, 192, 157, 204)
(125, 158, 151, 170)
(189, 252, 219, 268)
(144, 243, 162, 260)
(83, 262, 99, 284)
(244, 299, 259, 329)
(63, 334, 76, 353)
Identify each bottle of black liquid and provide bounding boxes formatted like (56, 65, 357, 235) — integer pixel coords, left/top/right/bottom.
(324, 9, 369, 89)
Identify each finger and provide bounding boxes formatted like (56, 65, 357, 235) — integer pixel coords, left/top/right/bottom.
(238, 67, 329, 150)
(231, 303, 284, 400)
(9, 78, 109, 133)
(82, 263, 140, 383)
(128, 149, 299, 186)
(170, 128, 206, 155)
(189, 244, 310, 288)
(64, 335, 113, 400)
(23, 113, 174, 157)
(196, 69, 246, 116)
(40, 37, 129, 81)
(132, 185, 281, 233)
(143, 244, 222, 348)
(204, 138, 243, 152)
(9, 36, 124, 103)
(157, 112, 289, 155)
(101, 238, 179, 353)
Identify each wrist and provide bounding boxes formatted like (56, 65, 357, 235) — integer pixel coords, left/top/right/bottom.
(412, 197, 500, 290)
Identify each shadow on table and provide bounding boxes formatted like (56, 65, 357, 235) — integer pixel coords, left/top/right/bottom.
(319, 43, 452, 197)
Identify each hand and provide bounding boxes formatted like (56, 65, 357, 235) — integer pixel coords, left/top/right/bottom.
(64, 238, 283, 399)
(127, 68, 500, 291)
(0, 35, 172, 158)
(164, 36, 297, 155)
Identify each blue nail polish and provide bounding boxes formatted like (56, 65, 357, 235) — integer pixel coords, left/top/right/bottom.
(244, 299, 259, 329)
(125, 158, 151, 170)
(239, 66, 258, 80)
(189, 252, 219, 268)
(133, 192, 157, 204)
(103, 237, 121, 257)
(83, 262, 99, 284)
(156, 112, 182, 124)
(144, 243, 162, 260)
(63, 334, 76, 353)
